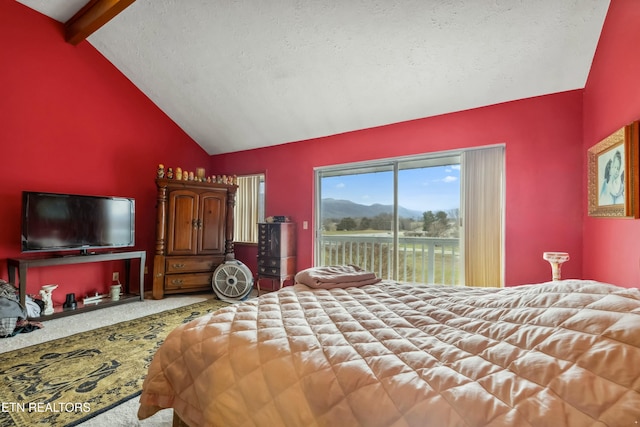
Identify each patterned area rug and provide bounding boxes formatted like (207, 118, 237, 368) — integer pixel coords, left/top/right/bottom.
(0, 299, 229, 427)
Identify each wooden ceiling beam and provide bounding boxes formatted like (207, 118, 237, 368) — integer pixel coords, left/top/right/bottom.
(65, 0, 136, 45)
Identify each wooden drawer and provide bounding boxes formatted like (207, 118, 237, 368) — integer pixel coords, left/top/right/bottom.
(258, 265, 281, 277)
(258, 222, 296, 257)
(164, 272, 213, 290)
(257, 256, 296, 278)
(257, 257, 287, 268)
(165, 256, 223, 274)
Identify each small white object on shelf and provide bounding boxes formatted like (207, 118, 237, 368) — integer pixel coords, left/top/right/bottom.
(110, 284, 122, 301)
(39, 284, 58, 315)
(543, 252, 570, 281)
(83, 293, 107, 305)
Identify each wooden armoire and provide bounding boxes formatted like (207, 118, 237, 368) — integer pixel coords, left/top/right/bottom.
(152, 178, 237, 299)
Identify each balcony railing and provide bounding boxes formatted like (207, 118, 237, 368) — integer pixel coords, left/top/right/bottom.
(318, 234, 460, 285)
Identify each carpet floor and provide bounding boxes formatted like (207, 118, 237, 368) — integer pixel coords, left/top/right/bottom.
(0, 293, 235, 427)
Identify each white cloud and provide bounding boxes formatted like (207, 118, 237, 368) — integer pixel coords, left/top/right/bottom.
(427, 175, 458, 184)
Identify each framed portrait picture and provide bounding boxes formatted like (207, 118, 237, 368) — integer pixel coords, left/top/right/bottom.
(588, 120, 639, 218)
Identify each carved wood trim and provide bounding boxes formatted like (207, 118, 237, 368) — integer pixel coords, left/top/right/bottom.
(225, 188, 237, 260)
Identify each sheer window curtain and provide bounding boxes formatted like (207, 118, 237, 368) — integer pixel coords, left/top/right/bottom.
(233, 175, 261, 243)
(462, 146, 504, 287)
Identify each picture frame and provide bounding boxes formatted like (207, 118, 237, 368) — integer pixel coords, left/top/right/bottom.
(588, 120, 639, 218)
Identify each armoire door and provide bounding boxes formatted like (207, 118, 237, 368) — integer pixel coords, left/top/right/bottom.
(167, 190, 199, 255)
(198, 191, 226, 254)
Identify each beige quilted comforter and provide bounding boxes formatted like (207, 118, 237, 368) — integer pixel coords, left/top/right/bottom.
(138, 280, 640, 426)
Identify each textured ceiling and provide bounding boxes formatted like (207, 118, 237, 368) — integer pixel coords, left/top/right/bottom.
(17, 0, 610, 155)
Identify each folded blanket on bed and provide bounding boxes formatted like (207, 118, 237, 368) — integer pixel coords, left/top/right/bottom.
(294, 265, 381, 289)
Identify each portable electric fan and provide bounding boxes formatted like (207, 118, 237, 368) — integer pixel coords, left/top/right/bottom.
(212, 260, 254, 303)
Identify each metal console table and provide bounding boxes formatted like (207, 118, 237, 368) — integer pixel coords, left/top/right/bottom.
(7, 250, 146, 320)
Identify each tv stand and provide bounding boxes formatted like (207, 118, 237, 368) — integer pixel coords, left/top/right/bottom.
(7, 250, 146, 320)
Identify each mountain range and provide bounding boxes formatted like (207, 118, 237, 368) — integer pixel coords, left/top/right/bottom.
(321, 198, 423, 220)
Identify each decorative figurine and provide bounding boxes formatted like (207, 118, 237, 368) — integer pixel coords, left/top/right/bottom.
(39, 284, 58, 315)
(157, 164, 165, 179)
(196, 167, 205, 180)
(175, 167, 183, 180)
(188, 171, 194, 181)
(167, 167, 174, 179)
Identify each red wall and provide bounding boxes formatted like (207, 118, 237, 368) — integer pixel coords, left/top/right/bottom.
(6, 0, 636, 294)
(213, 92, 585, 286)
(0, 2, 211, 302)
(582, 0, 640, 287)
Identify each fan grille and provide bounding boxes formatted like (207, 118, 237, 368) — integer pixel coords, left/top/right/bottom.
(212, 261, 253, 302)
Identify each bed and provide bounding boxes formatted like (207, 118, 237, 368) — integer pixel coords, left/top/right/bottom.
(138, 266, 640, 426)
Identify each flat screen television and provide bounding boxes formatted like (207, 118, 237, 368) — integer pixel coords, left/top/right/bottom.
(21, 191, 135, 254)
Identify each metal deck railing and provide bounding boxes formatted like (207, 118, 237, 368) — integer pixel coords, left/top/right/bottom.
(318, 234, 460, 285)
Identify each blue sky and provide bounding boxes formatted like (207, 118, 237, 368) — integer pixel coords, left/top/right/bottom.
(321, 164, 460, 212)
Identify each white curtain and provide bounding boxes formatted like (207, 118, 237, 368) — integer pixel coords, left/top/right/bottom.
(233, 175, 261, 243)
(462, 146, 504, 287)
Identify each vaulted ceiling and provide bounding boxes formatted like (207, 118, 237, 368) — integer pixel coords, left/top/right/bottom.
(17, 0, 610, 155)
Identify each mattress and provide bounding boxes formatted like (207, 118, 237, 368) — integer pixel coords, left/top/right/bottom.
(138, 279, 640, 426)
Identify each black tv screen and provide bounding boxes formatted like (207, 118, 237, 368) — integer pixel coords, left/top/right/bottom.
(21, 191, 135, 253)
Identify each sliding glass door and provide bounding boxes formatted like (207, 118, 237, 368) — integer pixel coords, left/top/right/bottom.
(318, 166, 396, 279)
(397, 158, 461, 284)
(316, 154, 463, 285)
(315, 146, 504, 286)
